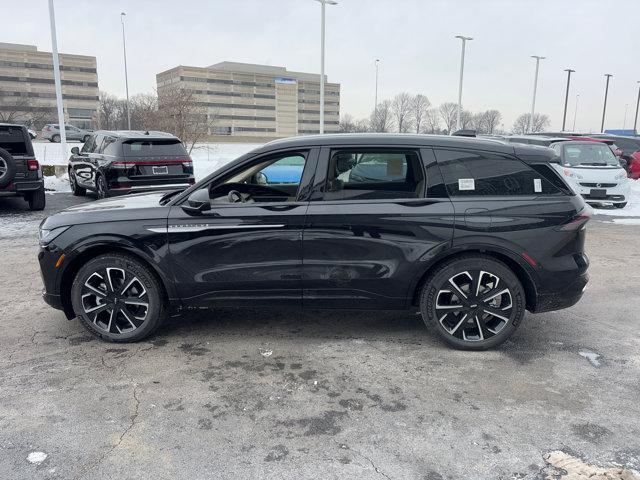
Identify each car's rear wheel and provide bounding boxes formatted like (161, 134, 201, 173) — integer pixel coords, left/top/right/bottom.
(71, 254, 166, 342)
(69, 170, 86, 196)
(420, 255, 525, 350)
(27, 186, 46, 211)
(52, 134, 60, 143)
(96, 174, 109, 199)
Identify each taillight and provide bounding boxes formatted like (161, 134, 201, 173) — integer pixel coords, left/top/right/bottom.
(556, 205, 593, 231)
(112, 162, 135, 169)
(182, 157, 193, 168)
(27, 159, 39, 171)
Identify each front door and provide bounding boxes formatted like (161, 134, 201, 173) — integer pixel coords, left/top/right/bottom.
(167, 148, 318, 308)
(302, 146, 455, 310)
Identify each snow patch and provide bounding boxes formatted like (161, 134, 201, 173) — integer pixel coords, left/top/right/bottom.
(27, 451, 47, 464)
(44, 172, 71, 193)
(592, 179, 640, 218)
(578, 350, 602, 368)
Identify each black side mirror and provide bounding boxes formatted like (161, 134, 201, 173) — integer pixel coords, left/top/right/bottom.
(181, 189, 211, 215)
(71, 146, 80, 155)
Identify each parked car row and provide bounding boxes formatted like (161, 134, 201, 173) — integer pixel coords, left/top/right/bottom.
(42, 124, 93, 143)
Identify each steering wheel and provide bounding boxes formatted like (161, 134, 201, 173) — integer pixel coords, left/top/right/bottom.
(227, 190, 244, 203)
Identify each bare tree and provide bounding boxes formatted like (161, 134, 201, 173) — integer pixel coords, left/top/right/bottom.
(391, 92, 413, 133)
(0, 95, 55, 128)
(512, 113, 550, 134)
(370, 99, 394, 132)
(338, 114, 357, 133)
(94, 91, 124, 130)
(157, 85, 216, 153)
(472, 112, 487, 133)
(438, 102, 458, 134)
(411, 94, 431, 133)
(424, 108, 441, 134)
(129, 93, 159, 130)
(460, 110, 474, 130)
(353, 118, 370, 133)
(482, 110, 502, 134)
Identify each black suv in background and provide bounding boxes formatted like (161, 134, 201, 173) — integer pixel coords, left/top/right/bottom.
(68, 131, 195, 198)
(40, 134, 590, 350)
(0, 123, 45, 210)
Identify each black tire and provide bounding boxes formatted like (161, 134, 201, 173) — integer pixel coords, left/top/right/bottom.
(420, 255, 526, 350)
(71, 253, 166, 342)
(96, 174, 109, 199)
(82, 135, 90, 143)
(52, 134, 61, 143)
(0, 147, 17, 188)
(614, 202, 627, 209)
(27, 186, 46, 211)
(69, 169, 86, 196)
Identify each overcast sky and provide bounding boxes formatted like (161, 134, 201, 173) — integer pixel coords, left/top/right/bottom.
(4, 0, 639, 132)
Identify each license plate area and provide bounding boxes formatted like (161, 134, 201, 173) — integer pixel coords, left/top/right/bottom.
(590, 188, 606, 198)
(152, 166, 168, 175)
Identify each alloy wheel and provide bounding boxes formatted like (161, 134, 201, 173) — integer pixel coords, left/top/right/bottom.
(80, 267, 150, 334)
(69, 171, 77, 192)
(97, 176, 106, 198)
(0, 158, 7, 181)
(434, 270, 513, 342)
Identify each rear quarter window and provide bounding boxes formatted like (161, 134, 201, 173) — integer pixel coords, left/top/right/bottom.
(435, 149, 562, 196)
(0, 126, 29, 155)
(123, 139, 187, 157)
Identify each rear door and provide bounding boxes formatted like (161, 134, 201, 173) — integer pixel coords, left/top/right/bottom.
(302, 145, 455, 310)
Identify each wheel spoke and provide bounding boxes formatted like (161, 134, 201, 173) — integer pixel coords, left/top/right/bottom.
(470, 271, 481, 298)
(482, 306, 511, 322)
(481, 287, 510, 303)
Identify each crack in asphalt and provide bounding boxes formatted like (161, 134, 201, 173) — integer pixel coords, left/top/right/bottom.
(335, 442, 392, 480)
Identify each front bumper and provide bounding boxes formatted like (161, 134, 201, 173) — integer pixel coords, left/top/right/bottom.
(569, 181, 630, 204)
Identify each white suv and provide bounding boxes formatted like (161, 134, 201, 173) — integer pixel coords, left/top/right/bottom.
(551, 141, 630, 208)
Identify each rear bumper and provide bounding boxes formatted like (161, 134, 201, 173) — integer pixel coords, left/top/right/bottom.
(532, 272, 589, 313)
(0, 179, 44, 196)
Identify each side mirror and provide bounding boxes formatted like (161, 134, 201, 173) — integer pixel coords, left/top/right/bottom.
(257, 172, 268, 185)
(71, 146, 80, 155)
(181, 188, 211, 215)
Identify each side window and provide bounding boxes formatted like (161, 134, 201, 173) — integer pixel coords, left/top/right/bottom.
(323, 149, 424, 201)
(255, 155, 305, 186)
(81, 135, 96, 153)
(436, 149, 561, 196)
(101, 136, 119, 156)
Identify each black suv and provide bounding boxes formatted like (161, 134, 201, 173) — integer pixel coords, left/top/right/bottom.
(0, 123, 45, 210)
(68, 130, 195, 198)
(39, 134, 590, 350)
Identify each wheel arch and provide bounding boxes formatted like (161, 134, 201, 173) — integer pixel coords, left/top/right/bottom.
(59, 244, 176, 320)
(409, 247, 539, 311)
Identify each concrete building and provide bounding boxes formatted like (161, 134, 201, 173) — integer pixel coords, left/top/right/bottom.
(156, 61, 340, 140)
(0, 42, 99, 129)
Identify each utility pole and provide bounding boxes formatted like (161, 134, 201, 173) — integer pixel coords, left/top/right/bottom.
(528, 56, 545, 133)
(121, 12, 131, 130)
(561, 69, 575, 131)
(374, 58, 380, 113)
(314, 0, 337, 134)
(634, 81, 640, 133)
(48, 0, 67, 149)
(572, 94, 580, 131)
(601, 74, 613, 133)
(455, 35, 473, 132)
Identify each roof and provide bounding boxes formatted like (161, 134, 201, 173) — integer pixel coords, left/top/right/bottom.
(95, 130, 179, 140)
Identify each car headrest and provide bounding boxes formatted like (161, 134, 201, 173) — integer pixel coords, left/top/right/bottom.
(334, 153, 355, 174)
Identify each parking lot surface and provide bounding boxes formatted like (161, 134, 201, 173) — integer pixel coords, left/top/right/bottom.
(0, 193, 639, 479)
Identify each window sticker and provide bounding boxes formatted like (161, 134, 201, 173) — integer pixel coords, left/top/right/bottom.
(458, 178, 475, 191)
(534, 178, 542, 193)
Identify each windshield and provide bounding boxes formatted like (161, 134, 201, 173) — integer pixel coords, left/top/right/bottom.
(562, 143, 620, 167)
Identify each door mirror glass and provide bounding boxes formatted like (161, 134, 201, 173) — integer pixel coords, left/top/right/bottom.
(70, 146, 80, 155)
(182, 189, 211, 215)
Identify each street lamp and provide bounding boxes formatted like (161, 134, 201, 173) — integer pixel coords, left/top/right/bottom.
(623, 103, 629, 129)
(634, 81, 640, 133)
(455, 35, 473, 131)
(601, 74, 613, 133)
(572, 94, 580, 132)
(121, 12, 131, 130)
(314, 0, 337, 134)
(374, 58, 380, 113)
(562, 68, 575, 131)
(47, 0, 67, 149)
(528, 55, 545, 133)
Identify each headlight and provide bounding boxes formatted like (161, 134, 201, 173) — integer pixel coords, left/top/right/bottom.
(614, 171, 627, 181)
(563, 168, 583, 180)
(39, 226, 69, 245)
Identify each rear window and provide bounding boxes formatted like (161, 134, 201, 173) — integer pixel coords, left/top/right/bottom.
(123, 139, 187, 157)
(0, 126, 29, 155)
(436, 149, 562, 196)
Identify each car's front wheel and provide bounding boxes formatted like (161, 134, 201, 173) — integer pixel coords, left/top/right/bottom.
(71, 253, 166, 342)
(69, 170, 86, 196)
(52, 134, 60, 143)
(420, 255, 525, 350)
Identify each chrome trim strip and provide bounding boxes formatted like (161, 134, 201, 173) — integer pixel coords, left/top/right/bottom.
(146, 224, 285, 233)
(114, 183, 192, 191)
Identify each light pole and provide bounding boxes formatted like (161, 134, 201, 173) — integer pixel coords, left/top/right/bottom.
(623, 103, 629, 129)
(601, 73, 613, 133)
(634, 81, 640, 133)
(314, 0, 337, 134)
(120, 12, 131, 130)
(48, 0, 66, 149)
(374, 58, 380, 113)
(528, 55, 545, 133)
(572, 94, 580, 131)
(455, 35, 473, 132)
(562, 68, 575, 131)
